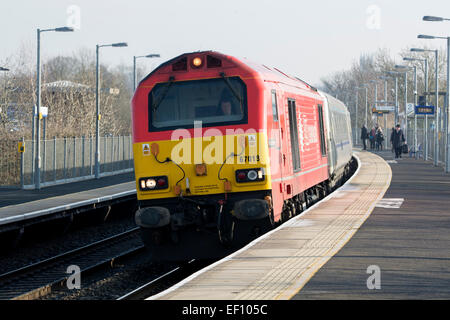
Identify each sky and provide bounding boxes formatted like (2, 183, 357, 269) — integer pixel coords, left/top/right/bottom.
(1, 0, 449, 86)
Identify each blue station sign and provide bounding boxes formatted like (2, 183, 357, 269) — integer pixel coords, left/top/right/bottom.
(415, 105, 435, 115)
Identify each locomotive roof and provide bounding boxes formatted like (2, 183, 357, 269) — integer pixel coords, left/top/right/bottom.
(140, 50, 317, 94)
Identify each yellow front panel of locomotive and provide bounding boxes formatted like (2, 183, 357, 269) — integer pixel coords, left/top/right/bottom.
(133, 132, 271, 200)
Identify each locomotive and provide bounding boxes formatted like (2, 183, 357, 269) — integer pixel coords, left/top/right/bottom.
(131, 51, 354, 260)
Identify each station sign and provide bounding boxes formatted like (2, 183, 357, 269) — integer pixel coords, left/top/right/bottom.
(415, 105, 435, 115)
(372, 105, 394, 113)
(34, 105, 48, 119)
(406, 103, 415, 116)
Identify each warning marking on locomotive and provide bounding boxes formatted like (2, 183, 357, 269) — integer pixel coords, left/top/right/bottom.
(375, 198, 404, 208)
(248, 134, 257, 146)
(142, 144, 151, 156)
(193, 184, 219, 193)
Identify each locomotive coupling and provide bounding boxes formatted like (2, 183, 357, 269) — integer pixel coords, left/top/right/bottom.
(233, 199, 270, 221)
(135, 207, 170, 228)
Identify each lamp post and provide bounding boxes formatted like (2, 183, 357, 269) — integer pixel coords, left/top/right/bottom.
(417, 35, 444, 167)
(133, 54, 160, 91)
(422, 15, 450, 172)
(386, 71, 400, 128)
(379, 76, 390, 149)
(357, 85, 368, 127)
(396, 64, 417, 157)
(354, 87, 359, 145)
(369, 80, 377, 126)
(95, 42, 128, 179)
(406, 53, 429, 160)
(35, 27, 74, 189)
(0, 67, 8, 124)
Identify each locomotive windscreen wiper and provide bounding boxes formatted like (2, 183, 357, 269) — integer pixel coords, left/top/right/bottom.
(151, 76, 175, 112)
(220, 72, 243, 113)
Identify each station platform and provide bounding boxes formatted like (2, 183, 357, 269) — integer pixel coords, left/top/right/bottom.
(149, 150, 393, 300)
(294, 150, 450, 299)
(0, 172, 136, 231)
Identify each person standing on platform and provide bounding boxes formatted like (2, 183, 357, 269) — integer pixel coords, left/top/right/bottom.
(369, 127, 376, 150)
(376, 127, 384, 151)
(392, 124, 405, 159)
(361, 125, 368, 150)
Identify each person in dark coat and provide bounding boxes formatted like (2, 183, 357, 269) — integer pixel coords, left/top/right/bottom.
(369, 127, 376, 149)
(392, 124, 405, 159)
(376, 127, 384, 151)
(361, 125, 368, 150)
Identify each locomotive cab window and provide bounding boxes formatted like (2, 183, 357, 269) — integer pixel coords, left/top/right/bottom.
(148, 77, 248, 131)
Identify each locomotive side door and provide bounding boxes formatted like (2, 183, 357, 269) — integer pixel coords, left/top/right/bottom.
(269, 89, 286, 219)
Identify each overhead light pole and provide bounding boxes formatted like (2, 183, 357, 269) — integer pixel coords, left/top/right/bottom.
(35, 26, 74, 189)
(95, 42, 128, 179)
(357, 85, 368, 127)
(369, 79, 377, 124)
(379, 75, 390, 149)
(396, 64, 417, 157)
(406, 53, 429, 160)
(421, 15, 450, 172)
(0, 67, 8, 126)
(133, 54, 160, 91)
(386, 71, 400, 128)
(354, 87, 359, 145)
(417, 35, 444, 167)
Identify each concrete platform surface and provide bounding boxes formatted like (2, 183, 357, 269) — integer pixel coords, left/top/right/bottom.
(0, 172, 136, 226)
(149, 150, 392, 300)
(294, 150, 450, 299)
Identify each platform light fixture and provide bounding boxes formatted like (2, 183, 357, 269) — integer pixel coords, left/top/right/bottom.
(35, 26, 74, 189)
(404, 55, 429, 159)
(420, 16, 450, 172)
(133, 53, 160, 91)
(95, 42, 128, 179)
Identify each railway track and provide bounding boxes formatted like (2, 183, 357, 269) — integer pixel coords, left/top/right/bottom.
(0, 227, 145, 300)
(117, 259, 213, 300)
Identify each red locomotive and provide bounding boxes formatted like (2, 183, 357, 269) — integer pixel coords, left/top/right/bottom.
(131, 51, 353, 259)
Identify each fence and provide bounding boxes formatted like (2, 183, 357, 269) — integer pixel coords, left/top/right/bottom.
(406, 115, 447, 165)
(0, 135, 134, 189)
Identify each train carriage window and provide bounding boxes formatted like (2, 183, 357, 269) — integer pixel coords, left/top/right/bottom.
(148, 77, 248, 132)
(288, 99, 301, 171)
(317, 104, 326, 156)
(271, 90, 278, 121)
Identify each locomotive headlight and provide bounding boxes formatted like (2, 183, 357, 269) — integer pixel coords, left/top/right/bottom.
(235, 168, 265, 183)
(146, 179, 156, 189)
(139, 176, 168, 191)
(247, 170, 258, 181)
(192, 57, 203, 68)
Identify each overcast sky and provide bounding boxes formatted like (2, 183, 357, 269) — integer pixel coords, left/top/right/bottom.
(1, 0, 449, 85)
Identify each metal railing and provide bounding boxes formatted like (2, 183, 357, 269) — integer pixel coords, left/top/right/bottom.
(0, 135, 134, 189)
